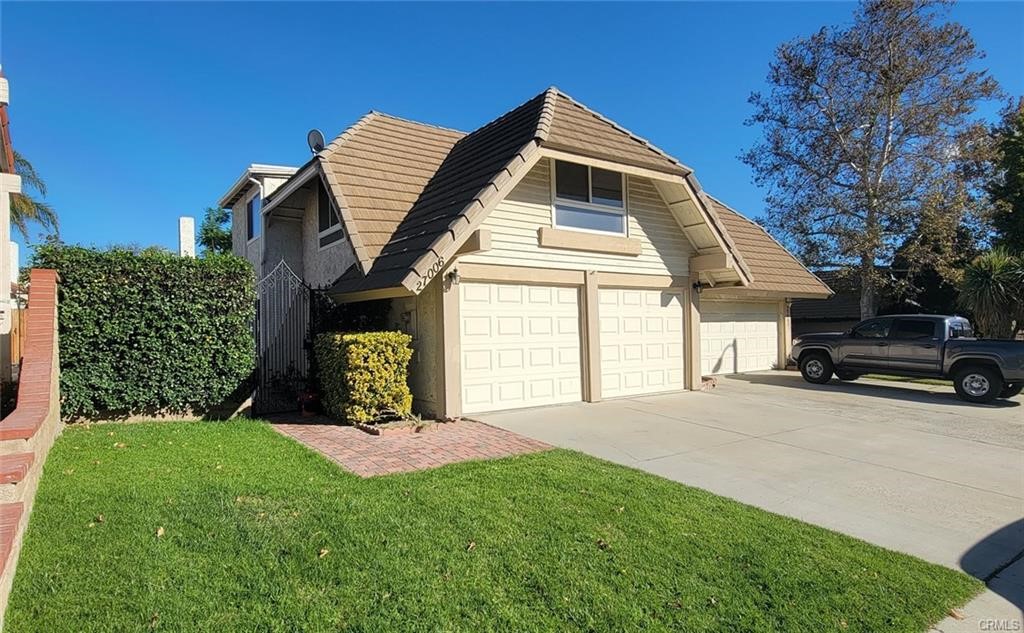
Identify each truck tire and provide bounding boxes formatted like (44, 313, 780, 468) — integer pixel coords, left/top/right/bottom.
(952, 365, 1003, 404)
(799, 352, 834, 384)
(836, 371, 859, 381)
(1000, 382, 1023, 399)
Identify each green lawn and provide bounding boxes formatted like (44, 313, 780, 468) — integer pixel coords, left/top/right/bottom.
(7, 421, 979, 632)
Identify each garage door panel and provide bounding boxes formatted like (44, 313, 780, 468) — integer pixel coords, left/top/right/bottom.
(599, 288, 686, 398)
(700, 301, 779, 375)
(460, 282, 582, 414)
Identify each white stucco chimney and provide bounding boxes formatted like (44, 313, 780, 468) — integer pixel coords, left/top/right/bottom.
(178, 216, 195, 258)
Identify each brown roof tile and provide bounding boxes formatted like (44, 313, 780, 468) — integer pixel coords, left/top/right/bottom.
(317, 88, 807, 296)
(709, 197, 832, 297)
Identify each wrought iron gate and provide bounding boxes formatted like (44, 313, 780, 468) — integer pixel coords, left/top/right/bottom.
(252, 261, 334, 415)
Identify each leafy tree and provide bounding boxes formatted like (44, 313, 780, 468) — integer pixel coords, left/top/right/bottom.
(743, 0, 1000, 318)
(198, 206, 232, 255)
(958, 249, 1023, 338)
(988, 98, 1024, 253)
(11, 150, 58, 239)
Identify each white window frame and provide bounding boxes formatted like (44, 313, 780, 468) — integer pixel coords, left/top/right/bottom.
(549, 158, 628, 237)
(245, 188, 262, 245)
(317, 180, 344, 252)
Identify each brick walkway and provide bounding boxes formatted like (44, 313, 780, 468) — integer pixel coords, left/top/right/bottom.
(271, 417, 550, 477)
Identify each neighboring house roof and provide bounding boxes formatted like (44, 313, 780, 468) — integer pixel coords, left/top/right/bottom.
(790, 270, 870, 320)
(709, 197, 832, 298)
(218, 164, 298, 208)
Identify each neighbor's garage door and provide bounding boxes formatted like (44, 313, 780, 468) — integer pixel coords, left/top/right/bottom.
(600, 288, 685, 398)
(460, 282, 582, 414)
(700, 301, 778, 375)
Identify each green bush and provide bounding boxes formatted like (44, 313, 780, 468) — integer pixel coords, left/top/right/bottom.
(314, 331, 413, 423)
(30, 245, 255, 420)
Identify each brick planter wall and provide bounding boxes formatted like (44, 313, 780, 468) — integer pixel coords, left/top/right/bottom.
(0, 269, 61, 628)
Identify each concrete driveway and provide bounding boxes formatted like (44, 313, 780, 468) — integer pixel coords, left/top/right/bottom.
(481, 372, 1024, 627)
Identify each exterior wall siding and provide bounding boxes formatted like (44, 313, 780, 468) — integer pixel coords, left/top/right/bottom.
(460, 159, 692, 277)
(388, 280, 442, 418)
(301, 182, 358, 289)
(262, 219, 303, 278)
(229, 175, 294, 277)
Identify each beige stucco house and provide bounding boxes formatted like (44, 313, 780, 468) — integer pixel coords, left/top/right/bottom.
(220, 88, 831, 419)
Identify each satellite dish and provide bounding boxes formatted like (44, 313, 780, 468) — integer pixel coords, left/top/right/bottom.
(307, 129, 326, 154)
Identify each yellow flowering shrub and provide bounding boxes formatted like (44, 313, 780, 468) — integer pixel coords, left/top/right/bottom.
(314, 331, 413, 423)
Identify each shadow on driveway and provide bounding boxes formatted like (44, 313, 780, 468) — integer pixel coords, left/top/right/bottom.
(961, 519, 1024, 612)
(727, 372, 1021, 409)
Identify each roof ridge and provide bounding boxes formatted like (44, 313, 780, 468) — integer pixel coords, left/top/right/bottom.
(367, 110, 467, 135)
(536, 87, 558, 142)
(455, 89, 551, 143)
(319, 111, 381, 157)
(550, 88, 694, 175)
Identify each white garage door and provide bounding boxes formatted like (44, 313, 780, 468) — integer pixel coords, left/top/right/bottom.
(700, 301, 778, 375)
(600, 289, 685, 398)
(460, 282, 582, 413)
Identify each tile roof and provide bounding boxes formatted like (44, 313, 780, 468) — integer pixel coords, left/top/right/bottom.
(309, 87, 825, 298)
(708, 197, 832, 298)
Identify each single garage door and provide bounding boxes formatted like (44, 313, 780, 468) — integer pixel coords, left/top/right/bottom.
(460, 282, 582, 414)
(700, 301, 778, 375)
(600, 289, 685, 398)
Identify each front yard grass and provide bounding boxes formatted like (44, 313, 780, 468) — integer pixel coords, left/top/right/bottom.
(8, 420, 979, 632)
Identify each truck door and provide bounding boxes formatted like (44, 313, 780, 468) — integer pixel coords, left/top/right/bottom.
(887, 318, 942, 373)
(839, 318, 894, 370)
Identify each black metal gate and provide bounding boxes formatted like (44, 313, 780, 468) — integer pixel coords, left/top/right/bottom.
(252, 261, 334, 415)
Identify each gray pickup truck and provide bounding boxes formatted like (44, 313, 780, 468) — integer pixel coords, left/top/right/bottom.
(790, 315, 1024, 403)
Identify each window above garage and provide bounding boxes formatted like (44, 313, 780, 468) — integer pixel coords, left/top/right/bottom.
(551, 159, 627, 235)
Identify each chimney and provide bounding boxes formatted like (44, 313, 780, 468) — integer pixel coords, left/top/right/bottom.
(178, 216, 195, 257)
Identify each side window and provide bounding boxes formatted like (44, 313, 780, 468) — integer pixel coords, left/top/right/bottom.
(851, 319, 892, 339)
(246, 194, 261, 241)
(892, 319, 936, 340)
(318, 184, 344, 248)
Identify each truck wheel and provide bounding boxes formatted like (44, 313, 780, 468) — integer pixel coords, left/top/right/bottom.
(799, 352, 834, 384)
(952, 366, 1003, 404)
(836, 371, 859, 381)
(1000, 382, 1023, 399)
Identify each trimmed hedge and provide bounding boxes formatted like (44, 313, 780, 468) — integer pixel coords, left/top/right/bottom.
(314, 332, 413, 423)
(31, 245, 255, 419)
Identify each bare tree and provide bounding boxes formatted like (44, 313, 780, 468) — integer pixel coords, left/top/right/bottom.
(743, 0, 1000, 317)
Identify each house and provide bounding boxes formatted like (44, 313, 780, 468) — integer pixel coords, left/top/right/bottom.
(218, 164, 299, 271)
(220, 88, 831, 419)
(791, 270, 866, 336)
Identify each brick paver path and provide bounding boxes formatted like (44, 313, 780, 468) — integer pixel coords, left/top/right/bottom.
(272, 417, 550, 477)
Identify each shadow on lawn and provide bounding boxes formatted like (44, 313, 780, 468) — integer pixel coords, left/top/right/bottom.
(728, 372, 1021, 409)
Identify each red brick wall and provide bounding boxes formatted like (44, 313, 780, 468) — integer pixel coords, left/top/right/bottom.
(0, 269, 62, 626)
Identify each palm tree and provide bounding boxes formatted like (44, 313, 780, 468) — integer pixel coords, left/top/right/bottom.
(958, 249, 1024, 338)
(11, 150, 58, 239)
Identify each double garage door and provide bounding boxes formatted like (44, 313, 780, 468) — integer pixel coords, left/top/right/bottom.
(699, 301, 779, 375)
(459, 282, 685, 414)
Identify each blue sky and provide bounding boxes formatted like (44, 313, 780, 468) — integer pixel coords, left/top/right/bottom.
(3, 1, 1022, 263)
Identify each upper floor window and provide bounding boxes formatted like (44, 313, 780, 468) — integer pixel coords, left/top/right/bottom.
(552, 159, 626, 235)
(318, 184, 344, 248)
(246, 192, 261, 241)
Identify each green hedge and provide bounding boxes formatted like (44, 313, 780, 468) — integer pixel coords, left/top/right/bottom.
(31, 245, 255, 419)
(314, 332, 413, 423)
